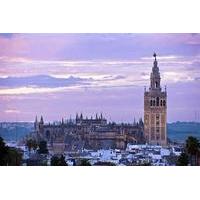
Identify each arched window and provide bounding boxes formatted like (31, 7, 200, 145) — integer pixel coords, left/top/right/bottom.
(163, 100, 166, 106)
(155, 81, 158, 88)
(160, 100, 163, 106)
(150, 100, 153, 106)
(156, 97, 159, 106)
(153, 100, 155, 106)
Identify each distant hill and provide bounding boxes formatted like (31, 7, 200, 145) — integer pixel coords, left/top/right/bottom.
(167, 122, 200, 142)
(0, 122, 34, 141)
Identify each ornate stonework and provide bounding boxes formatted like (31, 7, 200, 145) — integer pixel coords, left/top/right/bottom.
(144, 53, 167, 146)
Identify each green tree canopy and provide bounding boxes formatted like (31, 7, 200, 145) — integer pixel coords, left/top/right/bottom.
(186, 136, 200, 155)
(79, 159, 91, 166)
(176, 152, 189, 166)
(51, 155, 67, 166)
(38, 141, 48, 154)
(26, 138, 38, 152)
(0, 137, 22, 166)
(93, 161, 116, 166)
(185, 136, 200, 165)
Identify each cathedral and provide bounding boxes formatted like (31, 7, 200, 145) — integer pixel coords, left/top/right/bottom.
(144, 53, 167, 146)
(32, 53, 167, 150)
(33, 113, 143, 152)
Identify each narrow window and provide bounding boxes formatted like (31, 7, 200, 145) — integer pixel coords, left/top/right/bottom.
(155, 81, 158, 88)
(156, 97, 159, 106)
(163, 100, 166, 106)
(160, 100, 163, 106)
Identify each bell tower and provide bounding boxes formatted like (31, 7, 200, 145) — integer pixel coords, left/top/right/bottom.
(144, 53, 167, 146)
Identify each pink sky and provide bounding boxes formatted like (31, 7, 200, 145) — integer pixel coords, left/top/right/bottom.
(0, 33, 200, 122)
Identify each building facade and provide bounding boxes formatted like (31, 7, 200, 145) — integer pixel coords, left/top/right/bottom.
(144, 53, 167, 146)
(33, 114, 144, 152)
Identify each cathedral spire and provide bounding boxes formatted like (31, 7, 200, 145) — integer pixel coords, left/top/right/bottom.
(76, 113, 78, 120)
(40, 116, 44, 124)
(35, 115, 38, 123)
(61, 117, 64, 125)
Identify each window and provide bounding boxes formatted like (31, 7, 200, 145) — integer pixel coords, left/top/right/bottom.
(156, 134, 160, 140)
(163, 100, 166, 106)
(153, 100, 155, 106)
(160, 100, 163, 106)
(156, 97, 159, 106)
(150, 100, 153, 106)
(155, 81, 158, 88)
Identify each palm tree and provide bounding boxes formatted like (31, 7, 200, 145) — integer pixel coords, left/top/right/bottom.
(186, 136, 200, 166)
(176, 152, 189, 166)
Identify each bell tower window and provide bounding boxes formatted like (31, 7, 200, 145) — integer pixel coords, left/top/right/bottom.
(150, 100, 153, 106)
(156, 97, 159, 106)
(163, 100, 166, 106)
(155, 81, 158, 88)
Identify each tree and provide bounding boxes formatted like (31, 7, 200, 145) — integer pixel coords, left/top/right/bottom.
(79, 159, 91, 166)
(38, 141, 48, 154)
(26, 139, 38, 152)
(176, 152, 189, 166)
(186, 136, 200, 165)
(51, 155, 67, 166)
(26, 139, 33, 152)
(93, 161, 116, 166)
(32, 139, 38, 151)
(0, 137, 22, 166)
(6, 148, 23, 166)
(0, 137, 8, 165)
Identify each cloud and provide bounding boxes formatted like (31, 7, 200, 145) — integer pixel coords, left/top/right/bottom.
(4, 109, 20, 113)
(195, 77, 200, 81)
(0, 86, 75, 95)
(0, 75, 92, 89)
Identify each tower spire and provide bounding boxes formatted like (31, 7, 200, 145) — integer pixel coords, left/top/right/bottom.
(150, 52, 160, 90)
(153, 52, 158, 68)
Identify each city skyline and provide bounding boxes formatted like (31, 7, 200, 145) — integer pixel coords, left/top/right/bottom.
(0, 33, 200, 122)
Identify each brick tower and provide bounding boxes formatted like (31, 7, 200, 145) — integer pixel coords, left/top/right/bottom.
(144, 53, 167, 146)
